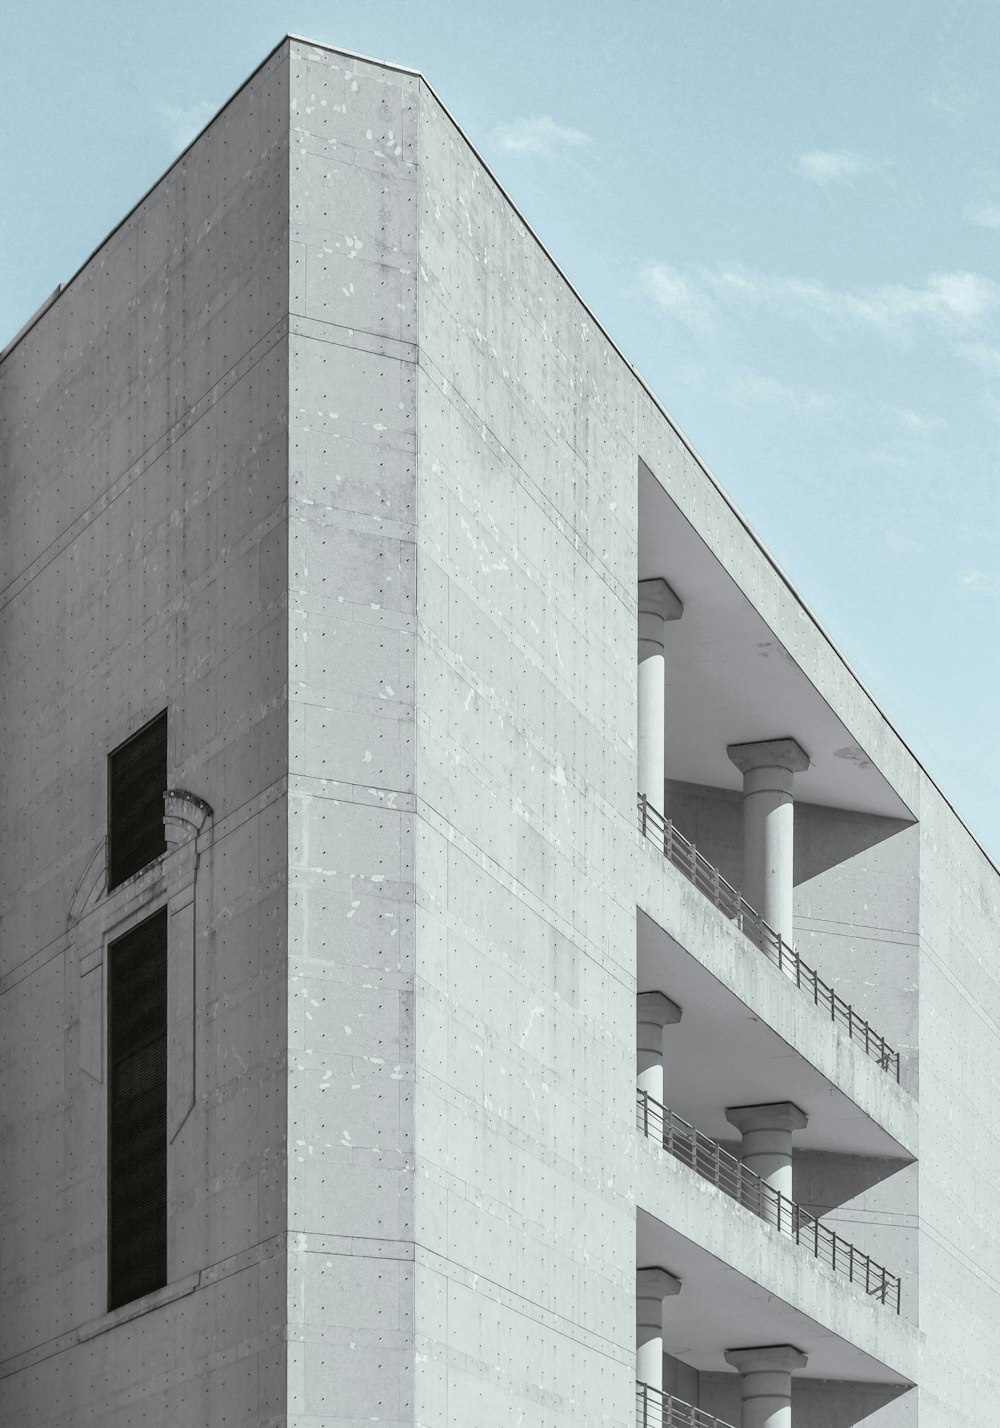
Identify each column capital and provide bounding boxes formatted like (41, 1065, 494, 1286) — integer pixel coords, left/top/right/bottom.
(637, 990, 683, 1028)
(637, 1265, 682, 1300)
(727, 737, 810, 776)
(724, 1344, 808, 1375)
(636, 1264, 681, 1344)
(639, 577, 684, 623)
(725, 1101, 808, 1135)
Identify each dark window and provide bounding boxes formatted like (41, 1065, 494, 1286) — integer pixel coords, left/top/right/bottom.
(108, 711, 167, 889)
(107, 907, 168, 1310)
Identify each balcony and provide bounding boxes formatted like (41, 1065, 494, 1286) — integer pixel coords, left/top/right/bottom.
(637, 1089, 901, 1314)
(636, 1383, 734, 1428)
(638, 795, 900, 1081)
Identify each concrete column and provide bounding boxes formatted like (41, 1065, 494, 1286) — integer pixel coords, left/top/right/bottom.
(723, 1345, 807, 1428)
(637, 990, 682, 1109)
(725, 1102, 808, 1222)
(726, 737, 809, 945)
(636, 1265, 681, 1392)
(638, 578, 683, 814)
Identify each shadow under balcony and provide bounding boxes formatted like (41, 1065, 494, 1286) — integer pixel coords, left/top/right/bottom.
(635, 1112, 918, 1388)
(637, 843, 917, 1160)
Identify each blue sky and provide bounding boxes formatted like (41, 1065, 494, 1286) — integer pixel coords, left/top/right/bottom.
(4, 1, 999, 858)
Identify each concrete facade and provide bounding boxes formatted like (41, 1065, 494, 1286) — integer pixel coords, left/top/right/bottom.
(1, 34, 998, 1428)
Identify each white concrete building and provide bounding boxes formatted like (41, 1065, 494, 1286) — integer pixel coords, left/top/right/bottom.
(1, 35, 997, 1428)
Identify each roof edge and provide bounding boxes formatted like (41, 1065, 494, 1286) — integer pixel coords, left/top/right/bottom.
(2, 33, 994, 878)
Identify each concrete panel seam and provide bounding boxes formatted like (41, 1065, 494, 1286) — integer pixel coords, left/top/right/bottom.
(289, 311, 417, 363)
(416, 351, 636, 612)
(0, 316, 289, 611)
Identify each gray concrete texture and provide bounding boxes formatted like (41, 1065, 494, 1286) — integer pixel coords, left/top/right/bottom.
(1, 32, 999, 1428)
(0, 43, 291, 1427)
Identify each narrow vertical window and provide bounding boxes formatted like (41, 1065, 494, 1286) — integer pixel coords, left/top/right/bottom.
(108, 710, 168, 890)
(107, 907, 168, 1309)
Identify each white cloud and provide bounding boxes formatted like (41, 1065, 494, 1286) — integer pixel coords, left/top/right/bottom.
(159, 99, 216, 154)
(726, 372, 834, 412)
(965, 200, 1000, 229)
(796, 149, 877, 184)
(894, 406, 945, 433)
(644, 261, 1000, 336)
(960, 343, 1000, 368)
(886, 531, 923, 555)
(715, 267, 999, 329)
(493, 115, 591, 157)
(961, 569, 999, 595)
(642, 264, 714, 333)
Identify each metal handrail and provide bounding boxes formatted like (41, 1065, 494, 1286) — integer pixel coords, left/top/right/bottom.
(637, 794, 900, 1081)
(636, 1382, 735, 1428)
(637, 1089, 902, 1313)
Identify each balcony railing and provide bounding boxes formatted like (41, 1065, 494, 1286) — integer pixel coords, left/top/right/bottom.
(636, 1382, 734, 1428)
(637, 1089, 902, 1314)
(637, 794, 900, 1081)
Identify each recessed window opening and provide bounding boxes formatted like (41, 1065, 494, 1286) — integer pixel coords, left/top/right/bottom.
(107, 907, 168, 1310)
(108, 711, 167, 889)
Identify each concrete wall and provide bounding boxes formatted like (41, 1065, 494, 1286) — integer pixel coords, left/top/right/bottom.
(5, 32, 1000, 1428)
(914, 779, 1000, 1426)
(284, 43, 420, 1427)
(277, 42, 1000, 1428)
(411, 50, 639, 1428)
(0, 46, 290, 1427)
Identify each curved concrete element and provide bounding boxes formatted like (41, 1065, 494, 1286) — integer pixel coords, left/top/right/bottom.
(637, 989, 683, 1108)
(727, 737, 809, 945)
(724, 1344, 808, 1428)
(638, 578, 683, 813)
(725, 1101, 809, 1201)
(637, 1265, 682, 1390)
(163, 789, 214, 847)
